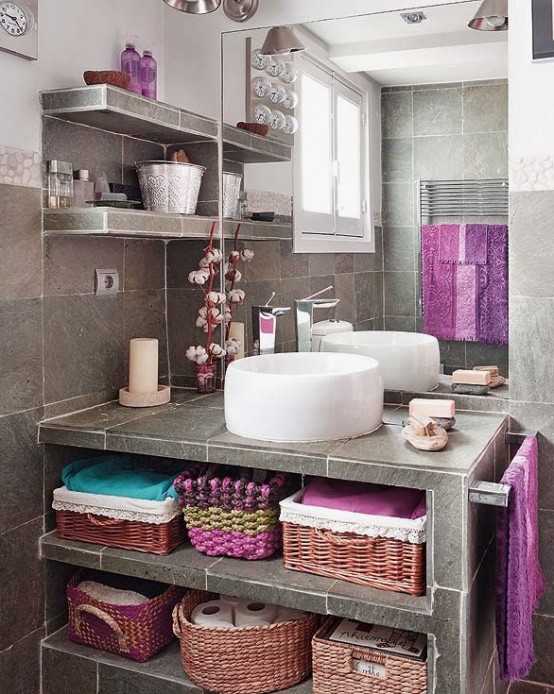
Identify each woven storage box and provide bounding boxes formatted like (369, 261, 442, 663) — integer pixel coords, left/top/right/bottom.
(172, 590, 319, 694)
(174, 465, 289, 560)
(53, 487, 186, 555)
(280, 489, 426, 596)
(312, 619, 427, 694)
(67, 570, 186, 662)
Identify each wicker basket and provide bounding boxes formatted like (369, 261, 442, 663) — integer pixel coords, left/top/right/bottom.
(280, 490, 426, 596)
(172, 590, 319, 694)
(56, 509, 186, 555)
(67, 570, 186, 662)
(312, 619, 427, 694)
(174, 465, 289, 560)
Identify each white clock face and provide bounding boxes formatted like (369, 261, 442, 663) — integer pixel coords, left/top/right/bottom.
(269, 83, 285, 105)
(281, 63, 298, 84)
(254, 104, 271, 125)
(265, 57, 284, 78)
(283, 90, 298, 110)
(252, 76, 270, 98)
(251, 49, 267, 71)
(270, 110, 286, 131)
(0, 2, 30, 36)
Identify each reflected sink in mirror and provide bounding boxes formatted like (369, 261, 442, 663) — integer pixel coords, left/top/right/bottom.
(224, 352, 383, 442)
(320, 331, 440, 393)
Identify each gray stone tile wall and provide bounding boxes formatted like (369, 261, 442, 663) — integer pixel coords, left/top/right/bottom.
(509, 187, 554, 691)
(381, 80, 509, 373)
(166, 233, 384, 385)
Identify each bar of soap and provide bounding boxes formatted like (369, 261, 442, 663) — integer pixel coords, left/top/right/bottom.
(452, 369, 491, 385)
(451, 383, 490, 396)
(474, 365, 500, 378)
(409, 398, 455, 419)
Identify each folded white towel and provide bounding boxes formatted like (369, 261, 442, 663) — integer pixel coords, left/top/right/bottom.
(78, 580, 149, 606)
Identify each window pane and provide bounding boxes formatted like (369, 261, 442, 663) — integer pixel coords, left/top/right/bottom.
(300, 73, 332, 215)
(336, 94, 361, 219)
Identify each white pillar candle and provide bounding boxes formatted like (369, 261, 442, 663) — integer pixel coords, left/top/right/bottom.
(228, 322, 245, 360)
(129, 338, 159, 394)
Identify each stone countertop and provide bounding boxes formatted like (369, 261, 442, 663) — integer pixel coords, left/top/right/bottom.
(39, 388, 508, 480)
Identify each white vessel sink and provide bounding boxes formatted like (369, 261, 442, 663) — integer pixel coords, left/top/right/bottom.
(320, 331, 440, 392)
(224, 352, 383, 442)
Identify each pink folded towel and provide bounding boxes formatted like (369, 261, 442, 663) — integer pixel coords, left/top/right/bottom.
(301, 478, 426, 519)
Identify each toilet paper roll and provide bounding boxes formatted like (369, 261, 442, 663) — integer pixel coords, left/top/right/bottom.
(234, 601, 278, 627)
(228, 322, 245, 360)
(273, 607, 306, 624)
(191, 600, 235, 628)
(219, 594, 244, 608)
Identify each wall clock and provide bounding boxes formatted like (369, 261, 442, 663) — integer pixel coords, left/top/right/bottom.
(0, 0, 38, 60)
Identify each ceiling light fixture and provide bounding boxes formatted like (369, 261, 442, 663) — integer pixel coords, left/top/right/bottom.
(259, 26, 306, 56)
(400, 11, 427, 25)
(163, 0, 259, 21)
(468, 0, 508, 31)
(222, 0, 259, 22)
(162, 0, 221, 14)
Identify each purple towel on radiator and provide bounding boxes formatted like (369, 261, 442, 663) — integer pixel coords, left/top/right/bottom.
(421, 224, 508, 344)
(439, 224, 488, 264)
(496, 436, 545, 681)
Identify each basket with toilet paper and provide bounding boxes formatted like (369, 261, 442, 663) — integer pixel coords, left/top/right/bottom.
(172, 589, 319, 694)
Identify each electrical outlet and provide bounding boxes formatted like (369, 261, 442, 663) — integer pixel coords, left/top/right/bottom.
(95, 268, 119, 296)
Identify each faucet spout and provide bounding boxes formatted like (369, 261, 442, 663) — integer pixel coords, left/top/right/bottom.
(294, 287, 340, 352)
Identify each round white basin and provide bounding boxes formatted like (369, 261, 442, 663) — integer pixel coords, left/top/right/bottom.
(224, 352, 383, 442)
(320, 331, 440, 392)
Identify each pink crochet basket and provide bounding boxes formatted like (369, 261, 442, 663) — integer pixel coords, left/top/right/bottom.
(67, 570, 185, 662)
(174, 465, 289, 560)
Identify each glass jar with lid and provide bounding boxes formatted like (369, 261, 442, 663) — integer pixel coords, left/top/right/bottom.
(47, 160, 74, 209)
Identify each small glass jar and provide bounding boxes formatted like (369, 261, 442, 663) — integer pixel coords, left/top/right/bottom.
(73, 169, 95, 208)
(48, 160, 74, 209)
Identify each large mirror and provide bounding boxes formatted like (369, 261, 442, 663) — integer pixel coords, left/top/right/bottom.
(220, 1, 509, 397)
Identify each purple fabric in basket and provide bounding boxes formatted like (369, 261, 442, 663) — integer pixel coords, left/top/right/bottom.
(301, 478, 426, 519)
(496, 436, 545, 681)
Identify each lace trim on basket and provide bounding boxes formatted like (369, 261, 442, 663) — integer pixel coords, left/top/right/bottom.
(52, 500, 181, 525)
(279, 508, 426, 544)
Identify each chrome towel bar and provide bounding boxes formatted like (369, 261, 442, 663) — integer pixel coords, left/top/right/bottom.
(468, 431, 537, 507)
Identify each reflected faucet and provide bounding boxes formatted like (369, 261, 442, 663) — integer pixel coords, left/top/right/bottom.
(252, 293, 291, 355)
(294, 286, 340, 352)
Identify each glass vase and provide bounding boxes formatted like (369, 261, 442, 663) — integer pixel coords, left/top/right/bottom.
(196, 362, 217, 394)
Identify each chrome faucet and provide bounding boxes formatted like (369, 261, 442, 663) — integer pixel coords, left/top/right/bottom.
(252, 293, 290, 355)
(294, 286, 340, 352)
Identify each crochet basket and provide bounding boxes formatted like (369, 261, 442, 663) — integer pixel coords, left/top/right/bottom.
(174, 465, 289, 559)
(280, 490, 426, 596)
(172, 590, 319, 694)
(67, 570, 186, 662)
(312, 619, 427, 694)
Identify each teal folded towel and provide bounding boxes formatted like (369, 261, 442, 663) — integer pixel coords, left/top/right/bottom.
(61, 455, 182, 501)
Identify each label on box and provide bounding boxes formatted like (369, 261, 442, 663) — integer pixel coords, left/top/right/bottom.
(328, 619, 426, 661)
(353, 659, 387, 678)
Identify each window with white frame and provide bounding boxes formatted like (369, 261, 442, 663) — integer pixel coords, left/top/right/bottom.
(294, 56, 373, 253)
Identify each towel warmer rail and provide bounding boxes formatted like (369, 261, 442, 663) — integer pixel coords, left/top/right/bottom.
(417, 178, 509, 221)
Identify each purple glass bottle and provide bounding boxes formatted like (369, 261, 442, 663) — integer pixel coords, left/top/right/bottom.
(140, 50, 157, 100)
(121, 41, 141, 95)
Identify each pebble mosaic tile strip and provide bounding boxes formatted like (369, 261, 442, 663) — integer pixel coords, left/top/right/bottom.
(0, 145, 41, 187)
(511, 154, 554, 191)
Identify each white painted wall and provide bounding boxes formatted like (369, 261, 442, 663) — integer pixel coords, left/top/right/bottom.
(0, 0, 165, 152)
(509, 0, 553, 160)
(164, 0, 480, 119)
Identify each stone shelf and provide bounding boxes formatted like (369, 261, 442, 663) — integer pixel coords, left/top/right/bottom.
(43, 209, 293, 241)
(222, 124, 292, 164)
(39, 389, 507, 479)
(43, 627, 313, 693)
(40, 532, 432, 629)
(40, 85, 218, 144)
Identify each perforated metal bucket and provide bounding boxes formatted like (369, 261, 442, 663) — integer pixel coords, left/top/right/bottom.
(222, 172, 243, 219)
(136, 161, 205, 214)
